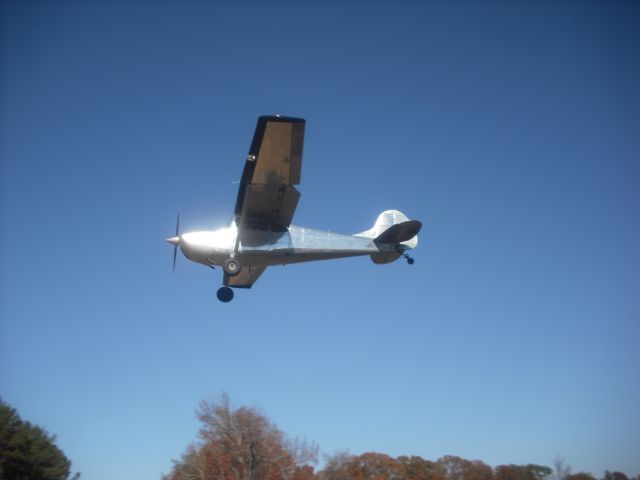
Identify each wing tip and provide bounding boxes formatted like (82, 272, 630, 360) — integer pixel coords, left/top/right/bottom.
(258, 114, 305, 124)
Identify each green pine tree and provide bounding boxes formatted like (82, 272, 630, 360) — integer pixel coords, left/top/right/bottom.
(0, 399, 79, 480)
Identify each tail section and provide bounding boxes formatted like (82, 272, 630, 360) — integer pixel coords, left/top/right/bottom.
(373, 219, 421, 246)
(355, 210, 422, 264)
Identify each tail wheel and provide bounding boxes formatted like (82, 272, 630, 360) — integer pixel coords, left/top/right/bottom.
(223, 258, 241, 276)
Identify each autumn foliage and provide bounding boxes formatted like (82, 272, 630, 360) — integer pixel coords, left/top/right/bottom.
(163, 394, 317, 480)
(319, 452, 447, 480)
(163, 396, 638, 480)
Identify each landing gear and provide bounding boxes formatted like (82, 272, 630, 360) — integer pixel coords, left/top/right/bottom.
(223, 258, 241, 276)
(395, 245, 415, 265)
(217, 286, 234, 302)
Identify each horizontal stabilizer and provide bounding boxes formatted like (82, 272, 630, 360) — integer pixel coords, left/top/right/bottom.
(370, 252, 403, 264)
(374, 220, 422, 245)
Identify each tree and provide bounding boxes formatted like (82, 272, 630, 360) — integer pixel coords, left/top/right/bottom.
(292, 465, 315, 480)
(524, 465, 553, 480)
(438, 455, 494, 480)
(319, 453, 447, 480)
(317, 451, 354, 480)
(347, 452, 404, 480)
(494, 464, 552, 480)
(164, 445, 208, 480)
(495, 465, 527, 480)
(603, 472, 630, 480)
(319, 452, 403, 480)
(566, 474, 597, 480)
(397, 456, 447, 480)
(0, 399, 79, 480)
(163, 394, 317, 480)
(552, 457, 571, 480)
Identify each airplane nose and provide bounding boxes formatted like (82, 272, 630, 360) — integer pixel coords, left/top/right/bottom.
(166, 236, 180, 246)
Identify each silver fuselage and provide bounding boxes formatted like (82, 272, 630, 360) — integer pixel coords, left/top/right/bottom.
(178, 222, 394, 269)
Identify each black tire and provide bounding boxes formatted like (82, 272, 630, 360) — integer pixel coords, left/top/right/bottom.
(217, 286, 234, 302)
(223, 258, 241, 276)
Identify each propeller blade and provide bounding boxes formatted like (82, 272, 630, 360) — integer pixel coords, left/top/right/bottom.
(172, 244, 177, 273)
(171, 212, 180, 273)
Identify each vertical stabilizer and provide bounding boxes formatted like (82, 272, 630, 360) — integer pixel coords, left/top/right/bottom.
(355, 210, 411, 239)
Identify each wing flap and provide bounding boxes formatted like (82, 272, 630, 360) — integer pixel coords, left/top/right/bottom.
(239, 184, 300, 231)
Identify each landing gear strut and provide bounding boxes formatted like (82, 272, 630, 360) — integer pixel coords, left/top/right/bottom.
(217, 286, 234, 302)
(219, 237, 241, 300)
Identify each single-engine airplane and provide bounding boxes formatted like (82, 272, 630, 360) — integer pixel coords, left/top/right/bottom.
(166, 115, 421, 302)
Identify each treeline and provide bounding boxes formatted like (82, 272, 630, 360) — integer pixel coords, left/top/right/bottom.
(163, 395, 637, 480)
(316, 454, 636, 480)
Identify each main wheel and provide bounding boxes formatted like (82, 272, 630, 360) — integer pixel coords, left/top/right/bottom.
(216, 286, 234, 302)
(223, 258, 241, 276)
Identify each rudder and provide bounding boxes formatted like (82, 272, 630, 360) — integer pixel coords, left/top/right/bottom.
(355, 210, 412, 239)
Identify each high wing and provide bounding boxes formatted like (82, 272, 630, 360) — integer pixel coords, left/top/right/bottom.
(224, 265, 266, 288)
(234, 115, 305, 231)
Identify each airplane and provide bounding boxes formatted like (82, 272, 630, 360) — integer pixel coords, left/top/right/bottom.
(166, 115, 421, 302)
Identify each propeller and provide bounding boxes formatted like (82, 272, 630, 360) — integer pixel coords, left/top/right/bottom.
(166, 213, 180, 273)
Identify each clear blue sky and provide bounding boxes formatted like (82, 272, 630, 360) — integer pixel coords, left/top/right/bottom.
(1, 1, 639, 479)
